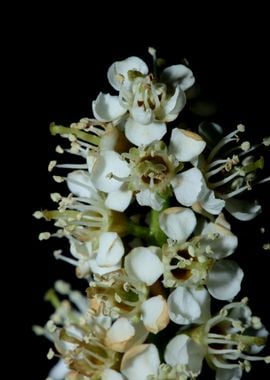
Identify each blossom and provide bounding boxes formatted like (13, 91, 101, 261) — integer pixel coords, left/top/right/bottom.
(197, 122, 270, 219)
(164, 299, 270, 379)
(92, 55, 195, 146)
(34, 50, 270, 380)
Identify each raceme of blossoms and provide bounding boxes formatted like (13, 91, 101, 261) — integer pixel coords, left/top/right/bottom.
(34, 48, 270, 380)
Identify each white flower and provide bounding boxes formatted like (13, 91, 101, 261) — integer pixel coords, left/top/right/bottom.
(181, 300, 270, 379)
(92, 56, 194, 146)
(198, 122, 268, 219)
(67, 231, 125, 277)
(124, 246, 163, 286)
(162, 216, 243, 300)
(121, 344, 160, 380)
(167, 286, 211, 325)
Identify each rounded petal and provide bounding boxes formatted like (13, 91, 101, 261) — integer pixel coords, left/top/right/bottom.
(91, 150, 130, 192)
(49, 359, 69, 380)
(105, 188, 133, 211)
(163, 86, 186, 121)
(141, 295, 169, 334)
(104, 317, 135, 352)
(67, 170, 97, 199)
(168, 286, 211, 325)
(159, 207, 196, 241)
(169, 128, 206, 162)
(125, 118, 166, 146)
(89, 258, 121, 276)
(108, 56, 148, 91)
(136, 189, 164, 211)
(207, 260, 244, 300)
(92, 92, 126, 121)
(201, 223, 238, 259)
(172, 168, 203, 207)
(121, 344, 160, 380)
(216, 367, 242, 380)
(198, 181, 225, 215)
(96, 232, 124, 267)
(102, 369, 124, 380)
(225, 198, 262, 221)
(161, 64, 195, 91)
(124, 246, 163, 286)
(164, 334, 204, 374)
(130, 105, 153, 125)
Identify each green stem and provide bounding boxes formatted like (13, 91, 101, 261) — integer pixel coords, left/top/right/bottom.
(50, 123, 100, 145)
(127, 221, 151, 242)
(149, 209, 167, 246)
(127, 198, 169, 246)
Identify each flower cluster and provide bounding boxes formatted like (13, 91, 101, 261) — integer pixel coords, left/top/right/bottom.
(34, 49, 270, 380)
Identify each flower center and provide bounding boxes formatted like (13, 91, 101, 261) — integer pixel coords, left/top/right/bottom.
(139, 155, 169, 185)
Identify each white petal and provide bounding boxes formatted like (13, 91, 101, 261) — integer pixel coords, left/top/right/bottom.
(164, 334, 204, 374)
(96, 232, 124, 267)
(163, 86, 186, 121)
(91, 150, 130, 192)
(216, 367, 242, 380)
(89, 257, 121, 276)
(207, 260, 244, 300)
(161, 64, 195, 91)
(130, 105, 153, 125)
(124, 246, 163, 286)
(121, 344, 160, 380)
(141, 295, 169, 334)
(105, 317, 135, 352)
(168, 286, 210, 325)
(67, 170, 97, 199)
(198, 181, 225, 215)
(225, 198, 262, 221)
(70, 240, 94, 261)
(201, 223, 238, 259)
(105, 187, 133, 211)
(49, 359, 69, 380)
(92, 92, 126, 121)
(102, 369, 124, 380)
(169, 128, 206, 162)
(99, 125, 124, 151)
(172, 168, 203, 206)
(108, 56, 149, 91)
(159, 207, 196, 241)
(125, 118, 166, 146)
(136, 189, 164, 211)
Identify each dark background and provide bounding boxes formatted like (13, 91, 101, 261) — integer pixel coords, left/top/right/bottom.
(21, 11, 270, 379)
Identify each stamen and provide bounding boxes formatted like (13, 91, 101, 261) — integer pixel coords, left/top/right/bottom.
(207, 126, 245, 163)
(211, 170, 241, 188)
(56, 163, 88, 169)
(54, 252, 78, 266)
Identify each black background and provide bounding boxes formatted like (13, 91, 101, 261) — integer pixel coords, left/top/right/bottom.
(20, 10, 270, 379)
